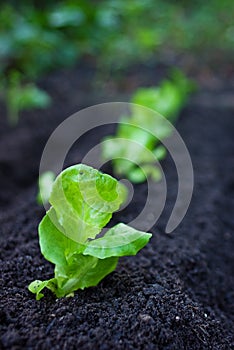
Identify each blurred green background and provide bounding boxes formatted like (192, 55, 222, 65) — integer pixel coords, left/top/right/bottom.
(0, 0, 233, 123)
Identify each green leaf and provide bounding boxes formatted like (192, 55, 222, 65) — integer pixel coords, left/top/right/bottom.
(54, 255, 119, 297)
(49, 164, 127, 243)
(6, 72, 51, 125)
(127, 167, 146, 183)
(38, 208, 82, 267)
(83, 223, 152, 259)
(126, 164, 162, 183)
(153, 145, 167, 160)
(37, 171, 56, 205)
(142, 164, 162, 182)
(28, 279, 57, 300)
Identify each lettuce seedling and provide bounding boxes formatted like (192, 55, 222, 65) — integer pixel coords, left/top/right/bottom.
(102, 69, 194, 183)
(29, 164, 151, 299)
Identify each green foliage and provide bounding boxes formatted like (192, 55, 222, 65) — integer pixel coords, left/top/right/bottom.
(37, 171, 56, 205)
(0, 1, 233, 123)
(29, 164, 151, 299)
(4, 72, 51, 125)
(102, 70, 194, 183)
(132, 69, 195, 123)
(96, 0, 234, 71)
(0, 2, 95, 124)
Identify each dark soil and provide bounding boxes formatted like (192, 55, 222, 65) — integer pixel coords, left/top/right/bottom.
(0, 63, 234, 350)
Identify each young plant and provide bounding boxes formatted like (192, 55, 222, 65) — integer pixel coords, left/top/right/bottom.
(102, 69, 194, 183)
(5, 72, 51, 126)
(29, 164, 151, 300)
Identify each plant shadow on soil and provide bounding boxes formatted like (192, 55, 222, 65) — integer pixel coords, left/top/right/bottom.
(0, 63, 233, 349)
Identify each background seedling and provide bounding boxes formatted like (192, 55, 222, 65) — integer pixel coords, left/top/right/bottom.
(102, 70, 194, 183)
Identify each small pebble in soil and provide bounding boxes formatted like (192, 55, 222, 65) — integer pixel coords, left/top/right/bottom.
(138, 314, 154, 323)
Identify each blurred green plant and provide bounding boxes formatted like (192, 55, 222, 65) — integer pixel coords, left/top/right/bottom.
(1, 71, 51, 125)
(0, 2, 94, 124)
(0, 1, 233, 124)
(101, 69, 195, 183)
(96, 0, 234, 71)
(37, 170, 56, 205)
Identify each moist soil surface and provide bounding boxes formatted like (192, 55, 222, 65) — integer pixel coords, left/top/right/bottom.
(0, 63, 234, 350)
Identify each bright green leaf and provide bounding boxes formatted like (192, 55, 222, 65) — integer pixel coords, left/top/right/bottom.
(38, 208, 82, 267)
(49, 164, 127, 243)
(83, 223, 152, 259)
